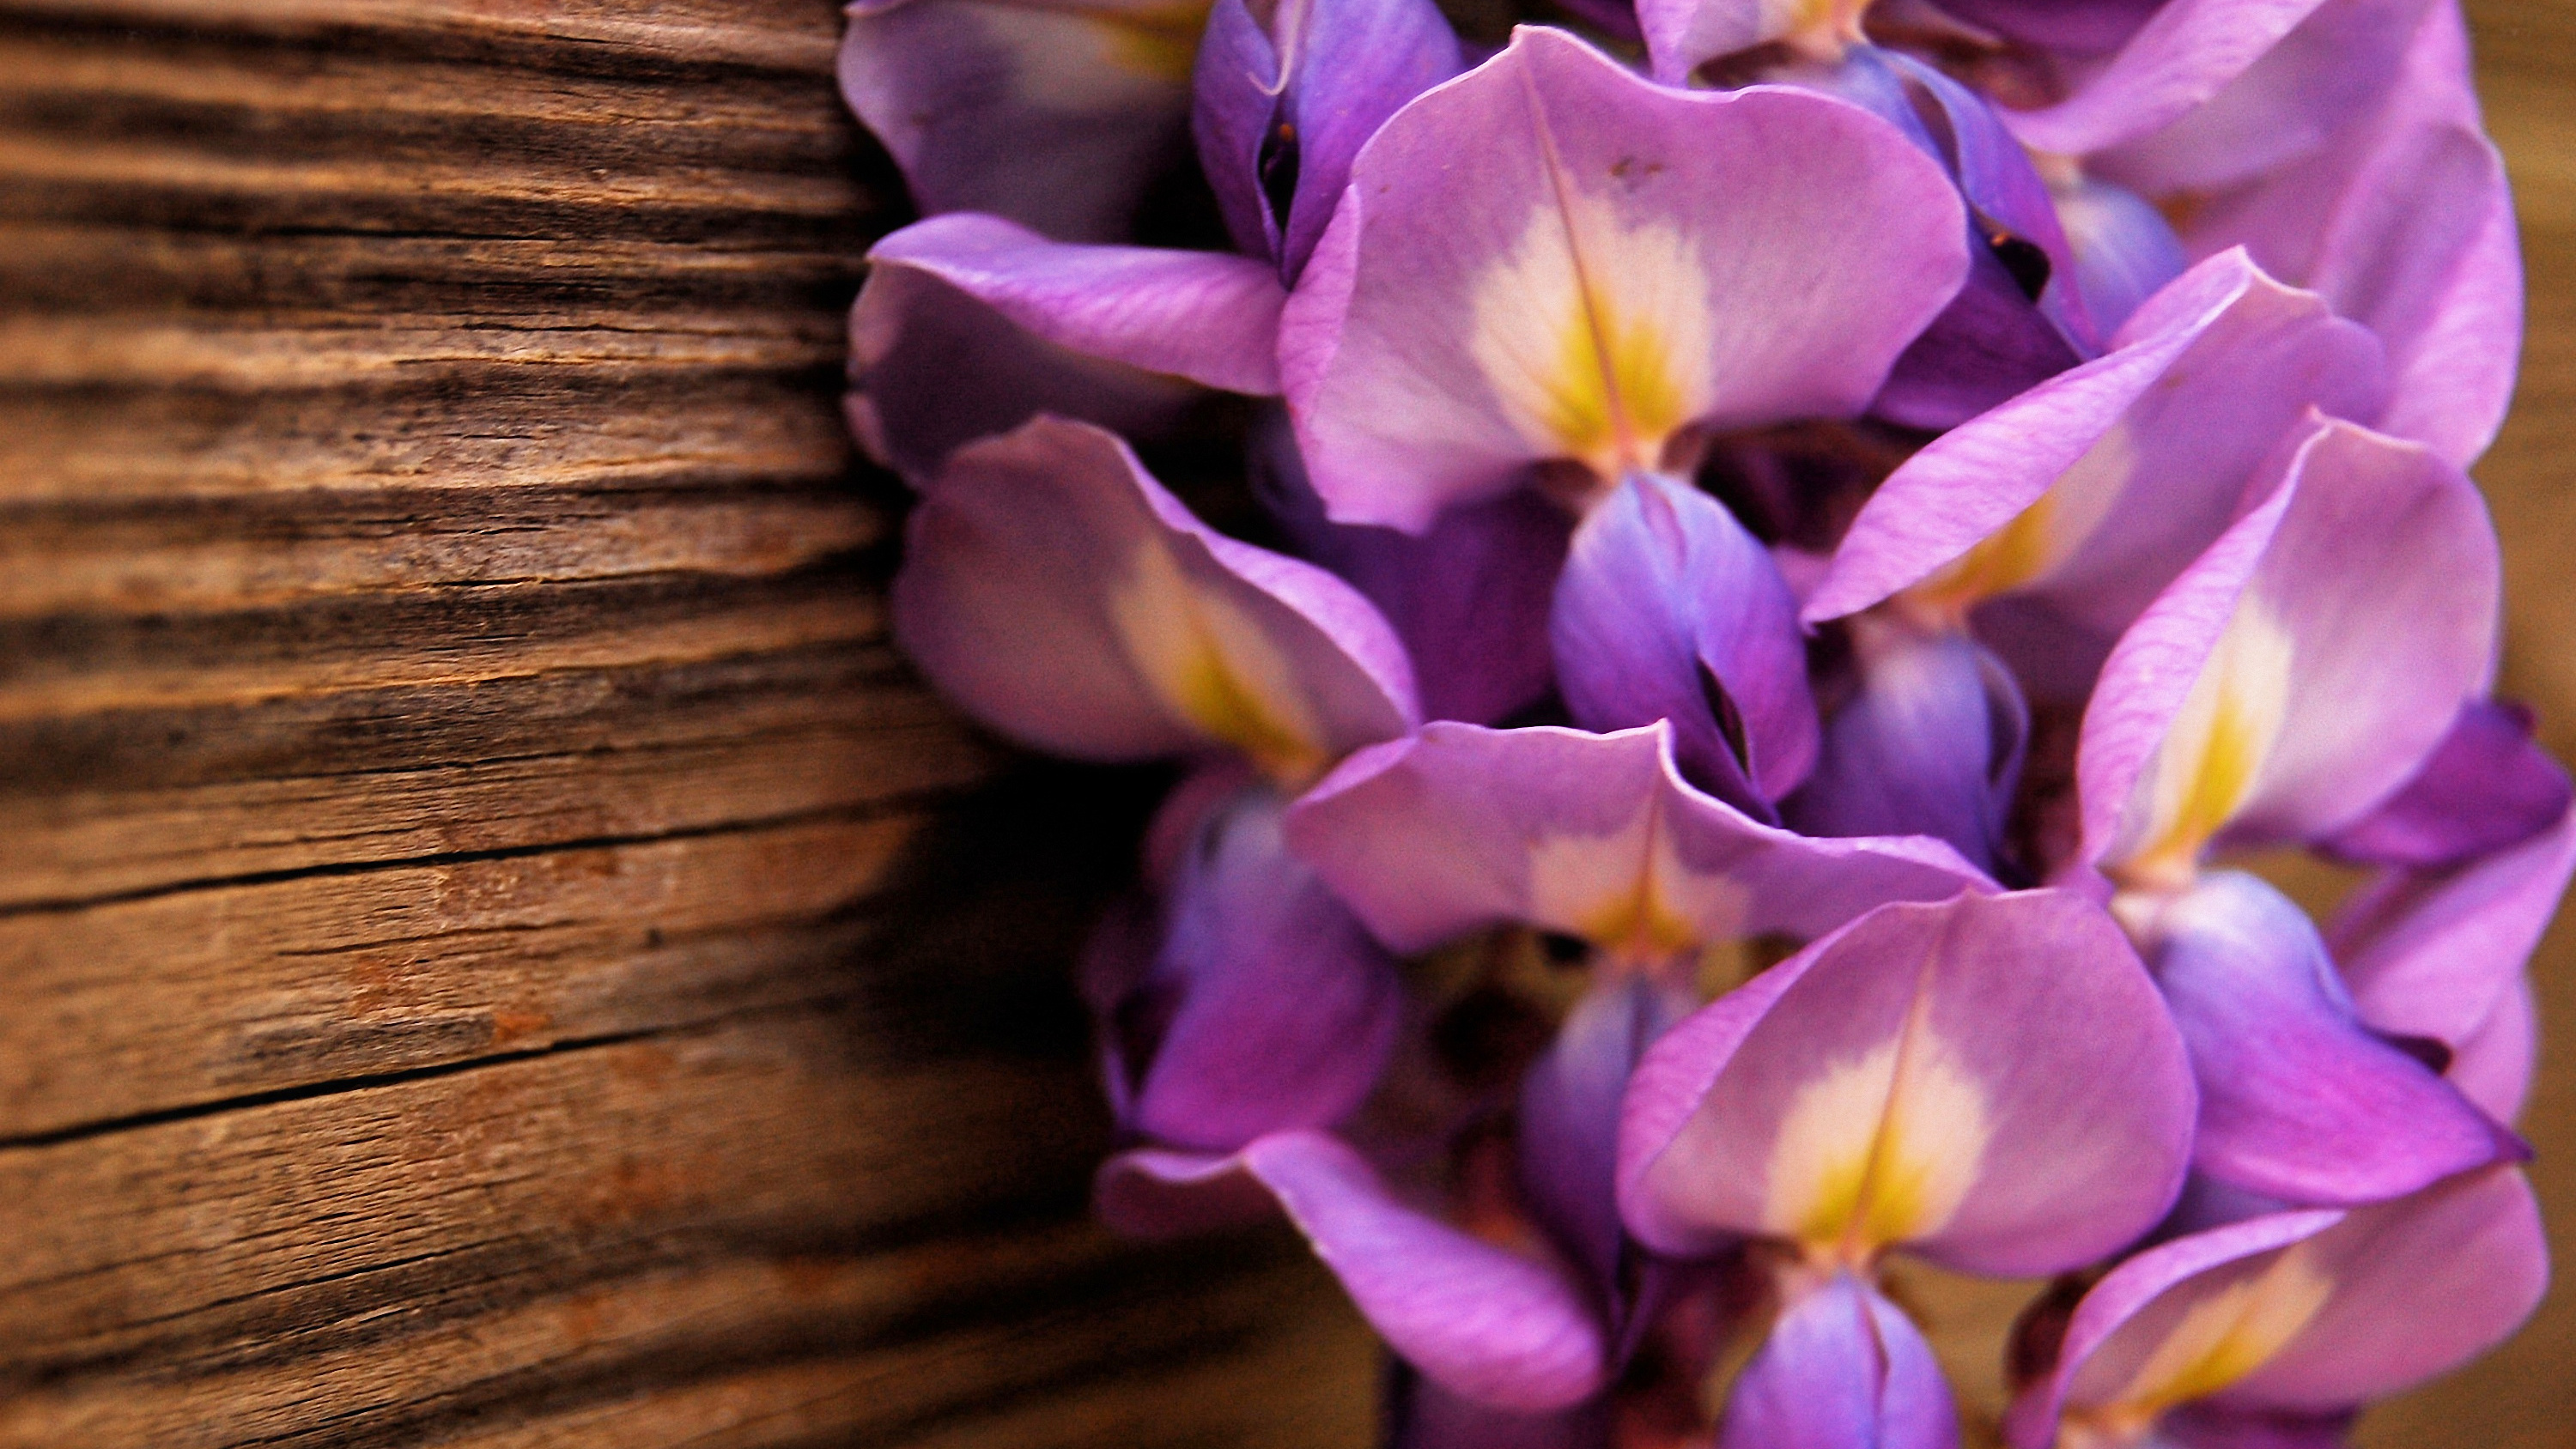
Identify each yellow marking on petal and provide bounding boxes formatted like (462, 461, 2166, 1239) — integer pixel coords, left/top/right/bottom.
(1526, 791, 1749, 968)
(2066, 1247, 2334, 1445)
(993, 0, 1211, 110)
(1763, 985, 1990, 1265)
(2111, 597, 2294, 894)
(1079, 0, 1214, 82)
(1107, 536, 1332, 785)
(1776, 0, 1873, 60)
(1468, 150, 1715, 482)
(1898, 427, 2135, 627)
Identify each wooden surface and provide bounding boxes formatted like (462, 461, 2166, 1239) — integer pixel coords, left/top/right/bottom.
(0, 3, 1379, 1445)
(0, 1, 2567, 1445)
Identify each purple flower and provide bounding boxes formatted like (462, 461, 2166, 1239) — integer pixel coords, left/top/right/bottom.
(891, 414, 1416, 783)
(2006, 1165, 2547, 1449)
(2063, 418, 2519, 1202)
(1194, 0, 1463, 279)
(840, 0, 1210, 243)
(851, 215, 1286, 482)
(1280, 26, 1970, 530)
(2093, 0, 2518, 465)
(1285, 720, 1990, 968)
(1620, 890, 2200, 1447)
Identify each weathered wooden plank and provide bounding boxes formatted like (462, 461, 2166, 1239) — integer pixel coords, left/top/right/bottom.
(0, 1022, 1367, 1449)
(0, 0, 849, 74)
(0, 383, 858, 503)
(2, 813, 919, 1131)
(0, 564, 882, 718)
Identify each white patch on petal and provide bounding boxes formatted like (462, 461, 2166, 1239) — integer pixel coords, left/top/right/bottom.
(1526, 791, 1748, 962)
(1107, 537, 1330, 781)
(1467, 193, 1717, 482)
(1761, 1020, 1991, 1261)
(2110, 595, 2294, 893)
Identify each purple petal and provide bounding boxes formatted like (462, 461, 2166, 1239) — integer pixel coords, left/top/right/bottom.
(2160, 0, 2517, 466)
(2093, 0, 2423, 194)
(1635, 0, 1778, 86)
(1623, 890, 2195, 1276)
(1519, 977, 1698, 1295)
(1783, 621, 2028, 877)
(2330, 808, 2576, 1097)
(2138, 871, 2520, 1204)
(1285, 720, 1989, 957)
(892, 416, 1416, 771)
(1152, 1131, 1614, 1410)
(1720, 1273, 1959, 1449)
(2053, 174, 2190, 339)
(2448, 973, 2539, 1125)
(848, 259, 1196, 483)
(1871, 251, 2084, 433)
(2319, 700, 2571, 868)
(1808, 249, 2385, 634)
(1552, 470, 1820, 810)
(2007, 1207, 2342, 1449)
(1115, 788, 1405, 1149)
(1862, 51, 2099, 427)
(1257, 411, 1570, 724)
(2016, 1166, 2543, 1442)
(1194, 0, 1462, 278)
(2001, 0, 2331, 156)
(2081, 421, 2498, 885)
(1280, 25, 1968, 530)
(839, 0, 1196, 242)
(868, 214, 1285, 394)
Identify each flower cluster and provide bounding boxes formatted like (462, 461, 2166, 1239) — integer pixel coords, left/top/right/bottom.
(839, 0, 2559, 1444)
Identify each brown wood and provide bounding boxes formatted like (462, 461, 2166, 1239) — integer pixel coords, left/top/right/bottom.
(0, 1, 1380, 1443)
(0, 0, 2566, 1444)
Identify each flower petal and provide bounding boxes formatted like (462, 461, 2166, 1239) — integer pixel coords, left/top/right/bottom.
(848, 258, 1198, 483)
(2001, 0, 2330, 156)
(868, 213, 1286, 394)
(840, 0, 1201, 242)
(2053, 174, 2190, 339)
(1285, 721, 1988, 958)
(1280, 25, 1968, 530)
(1551, 470, 1819, 810)
(2081, 421, 2497, 887)
(1146, 1131, 1615, 1410)
(2330, 807, 2576, 1083)
(1720, 1273, 1959, 1449)
(1194, 0, 1462, 277)
(1257, 412, 1571, 725)
(1520, 977, 1698, 1296)
(2139, 871, 2521, 1204)
(1783, 622, 2028, 878)
(2161, 0, 2517, 465)
(1807, 250, 2385, 634)
(2014, 1165, 2543, 1443)
(1113, 788, 1406, 1150)
(1622, 891, 2194, 1276)
(892, 415, 1416, 772)
(2318, 700, 2572, 868)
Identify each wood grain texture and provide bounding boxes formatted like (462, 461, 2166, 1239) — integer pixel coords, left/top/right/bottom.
(0, 0, 1379, 1443)
(2, 0, 2569, 1445)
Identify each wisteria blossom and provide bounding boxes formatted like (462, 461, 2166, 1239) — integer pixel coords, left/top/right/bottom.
(839, 0, 2556, 1443)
